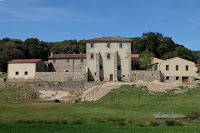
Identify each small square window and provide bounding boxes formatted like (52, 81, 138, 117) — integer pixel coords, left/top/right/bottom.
(66, 70, 68, 72)
(91, 43, 94, 48)
(67, 59, 69, 62)
(176, 77, 179, 80)
(107, 43, 110, 48)
(166, 65, 169, 71)
(107, 53, 111, 59)
(24, 71, 28, 75)
(91, 53, 94, 59)
(15, 72, 19, 75)
(166, 76, 169, 80)
(100, 65, 103, 69)
(53, 59, 56, 63)
(81, 59, 84, 62)
(123, 75, 125, 77)
(176, 65, 179, 71)
(120, 43, 123, 48)
(186, 65, 188, 71)
(118, 65, 121, 70)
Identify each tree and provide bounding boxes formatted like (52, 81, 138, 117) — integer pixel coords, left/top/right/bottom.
(139, 49, 154, 70)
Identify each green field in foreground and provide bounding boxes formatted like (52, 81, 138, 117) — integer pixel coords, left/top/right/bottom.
(0, 124, 200, 133)
(0, 83, 200, 132)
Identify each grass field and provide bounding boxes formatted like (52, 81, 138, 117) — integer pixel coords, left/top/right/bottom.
(0, 83, 200, 132)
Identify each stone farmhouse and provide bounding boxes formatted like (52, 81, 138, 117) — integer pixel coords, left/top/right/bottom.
(152, 57, 199, 83)
(7, 37, 199, 83)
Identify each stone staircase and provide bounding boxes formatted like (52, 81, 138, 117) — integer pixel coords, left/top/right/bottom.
(80, 83, 121, 101)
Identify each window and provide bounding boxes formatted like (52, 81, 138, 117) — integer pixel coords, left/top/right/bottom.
(176, 77, 179, 80)
(81, 59, 84, 62)
(118, 65, 121, 70)
(66, 59, 69, 62)
(186, 65, 188, 71)
(120, 43, 123, 48)
(166, 65, 169, 71)
(123, 75, 125, 77)
(53, 59, 56, 63)
(91, 53, 94, 59)
(107, 53, 111, 59)
(100, 65, 103, 69)
(176, 65, 179, 71)
(66, 70, 68, 72)
(24, 71, 28, 75)
(107, 43, 110, 48)
(94, 73, 96, 75)
(91, 43, 94, 48)
(166, 76, 169, 80)
(15, 72, 19, 75)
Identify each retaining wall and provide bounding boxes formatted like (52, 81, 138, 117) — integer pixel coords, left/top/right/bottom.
(36, 72, 87, 82)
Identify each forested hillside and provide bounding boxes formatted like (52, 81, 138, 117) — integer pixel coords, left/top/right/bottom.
(0, 32, 199, 72)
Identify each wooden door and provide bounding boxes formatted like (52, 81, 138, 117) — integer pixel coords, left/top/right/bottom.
(182, 77, 188, 83)
(110, 74, 113, 81)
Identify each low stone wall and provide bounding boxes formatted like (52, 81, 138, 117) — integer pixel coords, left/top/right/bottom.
(130, 70, 161, 82)
(33, 82, 102, 91)
(36, 72, 87, 82)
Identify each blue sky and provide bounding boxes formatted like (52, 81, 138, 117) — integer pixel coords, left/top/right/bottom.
(0, 0, 200, 50)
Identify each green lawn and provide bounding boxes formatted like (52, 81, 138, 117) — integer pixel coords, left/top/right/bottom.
(0, 124, 200, 133)
(0, 83, 200, 132)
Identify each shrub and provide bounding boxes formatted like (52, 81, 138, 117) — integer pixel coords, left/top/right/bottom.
(73, 120, 83, 125)
(187, 111, 200, 119)
(53, 121, 60, 124)
(136, 123, 145, 127)
(150, 121, 159, 127)
(118, 122, 126, 126)
(54, 99, 60, 103)
(165, 120, 175, 126)
(62, 120, 68, 124)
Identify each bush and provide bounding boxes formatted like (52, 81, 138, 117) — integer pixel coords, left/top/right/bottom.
(118, 122, 126, 126)
(150, 121, 159, 127)
(165, 120, 182, 126)
(73, 120, 84, 125)
(62, 120, 68, 124)
(165, 120, 175, 126)
(54, 99, 60, 103)
(187, 111, 200, 119)
(136, 123, 145, 127)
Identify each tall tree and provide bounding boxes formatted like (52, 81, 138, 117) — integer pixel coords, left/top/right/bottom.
(139, 49, 154, 70)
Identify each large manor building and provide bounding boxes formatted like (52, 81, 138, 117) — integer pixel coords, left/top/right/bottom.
(7, 37, 199, 83)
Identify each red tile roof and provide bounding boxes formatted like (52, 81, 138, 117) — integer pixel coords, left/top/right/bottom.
(48, 54, 86, 59)
(9, 59, 42, 63)
(131, 54, 140, 58)
(86, 37, 132, 42)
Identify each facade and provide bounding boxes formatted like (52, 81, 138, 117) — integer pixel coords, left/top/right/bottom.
(153, 57, 198, 83)
(86, 37, 132, 81)
(8, 59, 45, 80)
(47, 53, 86, 72)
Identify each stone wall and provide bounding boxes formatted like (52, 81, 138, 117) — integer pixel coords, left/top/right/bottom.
(130, 70, 161, 82)
(49, 59, 86, 72)
(36, 72, 87, 81)
(33, 82, 102, 91)
(36, 60, 46, 72)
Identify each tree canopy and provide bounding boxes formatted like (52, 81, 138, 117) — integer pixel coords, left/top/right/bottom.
(139, 49, 155, 70)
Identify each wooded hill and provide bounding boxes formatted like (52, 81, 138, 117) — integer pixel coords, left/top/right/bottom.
(0, 32, 199, 72)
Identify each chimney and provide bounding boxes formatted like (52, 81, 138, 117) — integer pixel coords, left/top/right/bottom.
(51, 51, 54, 57)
